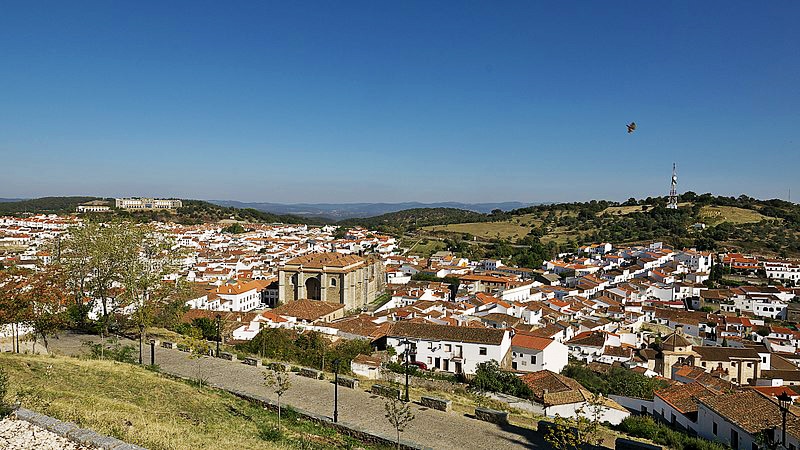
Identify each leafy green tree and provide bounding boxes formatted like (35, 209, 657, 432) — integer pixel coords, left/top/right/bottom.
(471, 360, 533, 399)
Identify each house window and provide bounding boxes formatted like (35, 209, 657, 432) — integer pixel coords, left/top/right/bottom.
(479, 347, 487, 356)
(330, 278, 337, 287)
(444, 344, 451, 352)
(713, 422, 718, 435)
(531, 355, 537, 364)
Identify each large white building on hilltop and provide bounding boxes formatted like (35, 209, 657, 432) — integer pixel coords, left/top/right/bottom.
(115, 198, 183, 210)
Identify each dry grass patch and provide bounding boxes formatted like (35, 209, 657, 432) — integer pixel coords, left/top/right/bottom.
(1, 353, 379, 450)
(699, 206, 771, 226)
(423, 222, 532, 241)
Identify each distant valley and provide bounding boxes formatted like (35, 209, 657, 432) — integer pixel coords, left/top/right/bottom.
(208, 200, 535, 219)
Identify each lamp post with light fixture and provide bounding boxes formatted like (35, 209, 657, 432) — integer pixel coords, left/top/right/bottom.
(778, 391, 792, 447)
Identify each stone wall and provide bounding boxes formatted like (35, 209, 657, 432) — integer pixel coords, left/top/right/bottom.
(420, 396, 451, 412)
(474, 407, 508, 425)
(371, 384, 401, 399)
(299, 368, 325, 380)
(12, 408, 146, 450)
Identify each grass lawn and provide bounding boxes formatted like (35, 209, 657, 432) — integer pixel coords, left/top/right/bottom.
(423, 221, 532, 241)
(400, 237, 446, 257)
(0, 353, 382, 450)
(699, 205, 771, 226)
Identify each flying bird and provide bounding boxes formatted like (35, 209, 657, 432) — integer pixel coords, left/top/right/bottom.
(627, 122, 637, 134)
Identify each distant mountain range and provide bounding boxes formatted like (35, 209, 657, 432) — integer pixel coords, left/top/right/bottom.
(207, 201, 534, 219)
(0, 198, 26, 203)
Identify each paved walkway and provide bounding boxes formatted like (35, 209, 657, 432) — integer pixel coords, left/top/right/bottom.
(47, 332, 551, 450)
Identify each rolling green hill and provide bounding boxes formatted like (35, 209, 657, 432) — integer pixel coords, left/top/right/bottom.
(0, 196, 101, 214)
(0, 197, 329, 225)
(338, 207, 489, 234)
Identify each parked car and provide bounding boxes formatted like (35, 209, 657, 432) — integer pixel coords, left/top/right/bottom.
(410, 361, 428, 371)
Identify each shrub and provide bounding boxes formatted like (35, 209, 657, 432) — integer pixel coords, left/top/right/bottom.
(470, 360, 533, 399)
(84, 339, 137, 364)
(0, 367, 10, 417)
(617, 416, 727, 450)
(258, 424, 283, 441)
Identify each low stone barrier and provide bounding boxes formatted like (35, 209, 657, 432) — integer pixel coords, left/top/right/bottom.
(616, 438, 663, 450)
(265, 362, 290, 372)
(219, 352, 237, 362)
(299, 368, 324, 380)
(474, 407, 508, 425)
(420, 396, 451, 412)
(243, 357, 262, 367)
(371, 384, 401, 399)
(336, 376, 359, 389)
(13, 408, 147, 450)
(161, 341, 176, 349)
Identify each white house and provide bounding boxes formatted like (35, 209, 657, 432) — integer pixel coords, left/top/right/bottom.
(521, 370, 630, 425)
(386, 321, 511, 375)
(510, 333, 568, 373)
(696, 390, 784, 450)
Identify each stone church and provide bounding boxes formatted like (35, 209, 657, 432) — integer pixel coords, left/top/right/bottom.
(278, 253, 385, 311)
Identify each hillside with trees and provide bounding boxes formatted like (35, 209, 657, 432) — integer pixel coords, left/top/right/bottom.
(0, 196, 101, 214)
(371, 194, 800, 264)
(338, 207, 489, 234)
(0, 197, 329, 225)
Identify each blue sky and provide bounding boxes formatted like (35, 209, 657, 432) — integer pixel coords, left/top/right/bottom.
(1, 2, 798, 203)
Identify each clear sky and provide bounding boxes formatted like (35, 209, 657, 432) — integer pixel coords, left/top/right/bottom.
(1, 1, 798, 204)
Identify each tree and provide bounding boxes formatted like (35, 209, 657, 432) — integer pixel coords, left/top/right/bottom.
(544, 394, 605, 450)
(384, 397, 415, 450)
(59, 222, 143, 335)
(263, 369, 292, 430)
(0, 266, 30, 353)
(471, 360, 533, 398)
(23, 267, 70, 353)
(117, 227, 181, 363)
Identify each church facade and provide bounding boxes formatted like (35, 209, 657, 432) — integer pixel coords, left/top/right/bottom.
(278, 253, 385, 311)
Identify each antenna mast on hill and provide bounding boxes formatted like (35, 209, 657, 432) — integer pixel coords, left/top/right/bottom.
(667, 163, 678, 210)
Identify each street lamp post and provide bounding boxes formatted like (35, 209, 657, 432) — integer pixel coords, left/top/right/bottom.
(401, 339, 415, 402)
(332, 359, 341, 423)
(150, 339, 156, 366)
(215, 314, 222, 357)
(778, 391, 792, 447)
(138, 323, 145, 365)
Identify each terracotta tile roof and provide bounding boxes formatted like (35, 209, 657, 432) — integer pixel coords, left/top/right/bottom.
(655, 382, 718, 414)
(567, 331, 606, 347)
(285, 252, 365, 269)
(698, 390, 786, 434)
(521, 370, 593, 406)
(388, 321, 506, 345)
(512, 333, 555, 351)
(272, 299, 344, 322)
(694, 346, 761, 362)
(352, 354, 382, 367)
